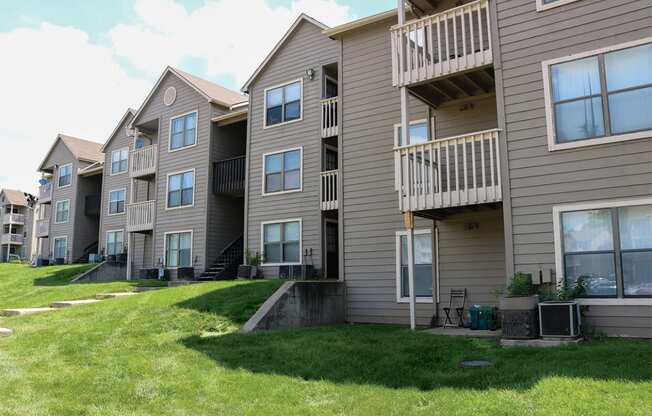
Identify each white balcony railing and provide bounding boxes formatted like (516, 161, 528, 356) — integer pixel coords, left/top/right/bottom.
(3, 213, 25, 225)
(36, 219, 49, 238)
(391, 0, 493, 87)
(321, 97, 338, 138)
(130, 145, 157, 178)
(1, 234, 24, 245)
(395, 129, 501, 212)
(320, 170, 339, 210)
(127, 200, 155, 232)
(39, 183, 52, 202)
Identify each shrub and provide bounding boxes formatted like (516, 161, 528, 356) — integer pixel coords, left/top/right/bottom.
(505, 272, 537, 297)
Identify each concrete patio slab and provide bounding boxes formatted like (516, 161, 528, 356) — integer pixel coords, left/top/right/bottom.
(501, 338, 583, 348)
(134, 286, 165, 292)
(50, 299, 102, 308)
(95, 292, 137, 299)
(0, 328, 14, 337)
(0, 307, 57, 317)
(424, 327, 502, 338)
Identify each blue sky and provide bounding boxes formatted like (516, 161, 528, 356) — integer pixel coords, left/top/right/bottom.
(0, 0, 396, 192)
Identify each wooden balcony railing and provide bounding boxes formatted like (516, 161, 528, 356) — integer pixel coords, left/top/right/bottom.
(391, 0, 493, 87)
(3, 213, 25, 225)
(321, 97, 338, 138)
(320, 170, 339, 210)
(39, 183, 52, 202)
(213, 156, 245, 195)
(127, 200, 155, 233)
(130, 145, 157, 178)
(395, 128, 501, 212)
(1, 233, 24, 245)
(36, 219, 49, 238)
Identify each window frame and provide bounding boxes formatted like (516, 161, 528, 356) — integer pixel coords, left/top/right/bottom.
(263, 79, 303, 129)
(260, 218, 302, 266)
(553, 197, 652, 305)
(57, 163, 73, 188)
(395, 229, 436, 304)
(168, 110, 198, 153)
(107, 188, 127, 216)
(165, 169, 195, 210)
(261, 147, 303, 196)
(535, 0, 582, 12)
(163, 230, 193, 269)
(52, 236, 68, 260)
(110, 147, 129, 175)
(105, 229, 125, 256)
(542, 37, 652, 151)
(54, 199, 70, 224)
(393, 117, 436, 148)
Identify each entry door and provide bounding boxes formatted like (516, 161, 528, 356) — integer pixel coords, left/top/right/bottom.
(324, 220, 339, 279)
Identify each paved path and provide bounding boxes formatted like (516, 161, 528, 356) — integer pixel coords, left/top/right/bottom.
(0, 328, 13, 337)
(0, 307, 57, 317)
(50, 299, 103, 308)
(95, 292, 137, 300)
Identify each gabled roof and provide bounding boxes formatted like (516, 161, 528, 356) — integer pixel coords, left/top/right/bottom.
(323, 9, 397, 38)
(241, 14, 330, 93)
(38, 134, 103, 171)
(131, 66, 248, 126)
(0, 189, 31, 207)
(101, 108, 136, 152)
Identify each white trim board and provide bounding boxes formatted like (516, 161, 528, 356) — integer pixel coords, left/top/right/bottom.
(535, 0, 582, 12)
(260, 218, 303, 267)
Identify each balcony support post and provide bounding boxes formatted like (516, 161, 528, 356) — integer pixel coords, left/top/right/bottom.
(126, 232, 133, 281)
(404, 212, 416, 330)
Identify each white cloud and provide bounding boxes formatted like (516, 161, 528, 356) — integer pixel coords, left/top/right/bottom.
(109, 0, 354, 86)
(0, 23, 150, 193)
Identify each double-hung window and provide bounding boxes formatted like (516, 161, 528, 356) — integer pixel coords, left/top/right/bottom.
(265, 81, 302, 127)
(58, 164, 72, 187)
(111, 148, 129, 174)
(170, 112, 197, 151)
(167, 171, 194, 208)
(165, 231, 192, 268)
(262, 220, 301, 264)
(544, 39, 652, 149)
(55, 200, 70, 223)
(108, 190, 126, 215)
(396, 230, 433, 301)
(106, 231, 124, 256)
(536, 0, 582, 12)
(263, 149, 301, 194)
(395, 119, 431, 146)
(53, 237, 67, 260)
(558, 202, 652, 298)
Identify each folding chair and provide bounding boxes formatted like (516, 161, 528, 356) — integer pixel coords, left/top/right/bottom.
(443, 288, 467, 328)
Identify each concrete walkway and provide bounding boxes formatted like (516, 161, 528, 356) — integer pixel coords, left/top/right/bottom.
(423, 327, 502, 338)
(95, 292, 137, 300)
(0, 307, 57, 317)
(0, 328, 13, 337)
(50, 299, 103, 308)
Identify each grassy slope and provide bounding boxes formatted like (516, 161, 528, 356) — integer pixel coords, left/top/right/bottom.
(0, 265, 650, 416)
(0, 264, 166, 308)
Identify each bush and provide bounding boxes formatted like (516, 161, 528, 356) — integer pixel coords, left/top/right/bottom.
(506, 272, 536, 297)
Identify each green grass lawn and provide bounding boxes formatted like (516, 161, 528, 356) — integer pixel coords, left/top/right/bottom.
(0, 264, 650, 415)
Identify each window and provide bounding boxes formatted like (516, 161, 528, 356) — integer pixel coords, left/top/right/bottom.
(395, 119, 432, 146)
(58, 163, 72, 187)
(544, 39, 652, 149)
(536, 0, 582, 11)
(108, 190, 126, 215)
(167, 171, 194, 209)
(556, 200, 652, 299)
(111, 148, 129, 174)
(169, 111, 197, 151)
(165, 231, 192, 268)
(262, 220, 301, 264)
(55, 200, 70, 223)
(265, 80, 302, 127)
(263, 149, 301, 194)
(106, 231, 124, 256)
(396, 230, 433, 301)
(53, 237, 67, 260)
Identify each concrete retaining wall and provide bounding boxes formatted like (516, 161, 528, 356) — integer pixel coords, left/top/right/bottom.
(241, 281, 345, 332)
(72, 262, 127, 282)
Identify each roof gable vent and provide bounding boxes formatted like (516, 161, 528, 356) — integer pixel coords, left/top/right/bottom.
(164, 87, 177, 106)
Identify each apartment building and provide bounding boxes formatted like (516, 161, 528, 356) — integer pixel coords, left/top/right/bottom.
(36, 134, 103, 264)
(242, 0, 651, 337)
(0, 189, 36, 262)
(97, 66, 248, 280)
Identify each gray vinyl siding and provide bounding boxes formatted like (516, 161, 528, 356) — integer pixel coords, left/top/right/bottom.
(340, 19, 501, 326)
(495, 0, 652, 336)
(246, 20, 338, 275)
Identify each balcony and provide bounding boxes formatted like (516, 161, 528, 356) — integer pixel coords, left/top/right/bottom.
(3, 213, 25, 225)
(130, 145, 157, 178)
(213, 156, 246, 196)
(321, 97, 338, 138)
(39, 183, 52, 203)
(320, 170, 339, 210)
(36, 219, 49, 238)
(1, 234, 24, 245)
(127, 200, 155, 233)
(395, 129, 501, 212)
(391, 0, 493, 91)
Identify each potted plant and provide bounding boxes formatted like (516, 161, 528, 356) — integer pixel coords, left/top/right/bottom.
(499, 272, 540, 339)
(537, 279, 585, 338)
(238, 251, 261, 279)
